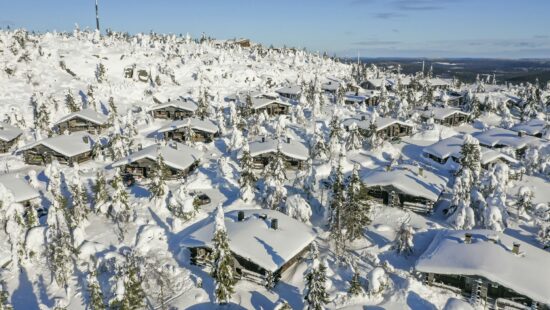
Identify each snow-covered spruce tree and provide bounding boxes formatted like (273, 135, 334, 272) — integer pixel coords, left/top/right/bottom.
(96, 62, 106, 83)
(459, 134, 482, 182)
(211, 204, 236, 305)
(303, 242, 329, 310)
(517, 186, 534, 216)
(0, 280, 13, 310)
(69, 174, 89, 229)
(93, 170, 109, 213)
(302, 158, 318, 199)
(46, 194, 75, 288)
(239, 140, 257, 202)
(4, 203, 26, 272)
(168, 183, 198, 222)
(344, 164, 371, 242)
(310, 124, 328, 160)
(394, 222, 414, 256)
(537, 222, 550, 249)
(345, 122, 363, 151)
(196, 88, 211, 120)
(148, 154, 169, 202)
(366, 267, 389, 297)
(65, 89, 80, 112)
(262, 144, 287, 211)
(367, 119, 382, 151)
(113, 253, 145, 310)
(328, 114, 344, 157)
(348, 267, 364, 297)
(87, 270, 106, 310)
(274, 300, 292, 310)
(329, 153, 346, 257)
(449, 169, 476, 230)
(110, 170, 131, 239)
(228, 124, 244, 153)
(34, 100, 51, 137)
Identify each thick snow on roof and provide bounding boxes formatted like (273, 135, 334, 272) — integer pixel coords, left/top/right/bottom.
(365, 78, 386, 88)
(111, 143, 202, 171)
(423, 135, 518, 165)
(248, 137, 309, 161)
(149, 98, 198, 112)
(275, 85, 301, 95)
(250, 97, 291, 110)
(18, 132, 95, 157)
(343, 115, 412, 131)
(428, 78, 452, 87)
(182, 209, 316, 272)
(321, 81, 340, 91)
(0, 122, 22, 142)
(157, 118, 218, 134)
(511, 119, 548, 136)
(474, 127, 541, 149)
(416, 229, 550, 304)
(362, 164, 448, 202)
(421, 107, 470, 121)
(54, 108, 108, 126)
(0, 174, 40, 203)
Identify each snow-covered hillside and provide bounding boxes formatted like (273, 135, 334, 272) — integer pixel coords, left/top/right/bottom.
(0, 28, 549, 310)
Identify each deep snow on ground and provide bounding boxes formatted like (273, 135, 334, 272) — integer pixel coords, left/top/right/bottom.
(0, 29, 549, 310)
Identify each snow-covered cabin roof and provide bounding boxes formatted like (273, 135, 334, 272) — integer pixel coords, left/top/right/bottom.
(423, 135, 518, 165)
(275, 85, 301, 96)
(416, 229, 550, 305)
(111, 143, 202, 171)
(362, 164, 448, 202)
(364, 78, 386, 88)
(250, 97, 291, 110)
(428, 78, 452, 87)
(511, 119, 548, 136)
(0, 174, 40, 203)
(224, 90, 262, 102)
(387, 76, 412, 87)
(421, 107, 470, 121)
(247, 137, 309, 161)
(54, 108, 109, 126)
(321, 81, 340, 92)
(149, 98, 198, 113)
(0, 122, 23, 142)
(182, 209, 316, 272)
(474, 127, 541, 150)
(157, 118, 218, 134)
(18, 132, 95, 157)
(343, 115, 412, 132)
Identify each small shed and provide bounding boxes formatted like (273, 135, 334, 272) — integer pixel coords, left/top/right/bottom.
(0, 122, 23, 153)
(0, 174, 40, 206)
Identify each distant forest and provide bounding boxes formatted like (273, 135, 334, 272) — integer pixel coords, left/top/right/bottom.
(348, 58, 550, 85)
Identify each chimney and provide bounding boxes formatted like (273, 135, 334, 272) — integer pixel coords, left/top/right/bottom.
(361, 115, 366, 121)
(512, 242, 520, 255)
(82, 136, 89, 144)
(418, 167, 424, 177)
(238, 211, 245, 222)
(518, 131, 525, 137)
(271, 218, 279, 230)
(286, 137, 291, 144)
(261, 136, 265, 143)
(464, 233, 472, 244)
(138, 143, 143, 151)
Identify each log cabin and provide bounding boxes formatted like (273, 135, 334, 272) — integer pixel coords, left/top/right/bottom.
(158, 118, 219, 143)
(473, 127, 542, 158)
(183, 209, 316, 286)
(111, 143, 202, 180)
(54, 108, 109, 134)
(420, 107, 470, 127)
(245, 136, 309, 170)
(17, 132, 95, 166)
(343, 115, 413, 140)
(275, 85, 301, 100)
(149, 98, 198, 120)
(416, 230, 550, 309)
(0, 174, 40, 206)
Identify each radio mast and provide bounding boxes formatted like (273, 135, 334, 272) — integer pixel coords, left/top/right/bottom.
(95, 0, 100, 32)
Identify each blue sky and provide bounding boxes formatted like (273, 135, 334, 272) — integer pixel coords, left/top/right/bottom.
(1, 0, 549, 58)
